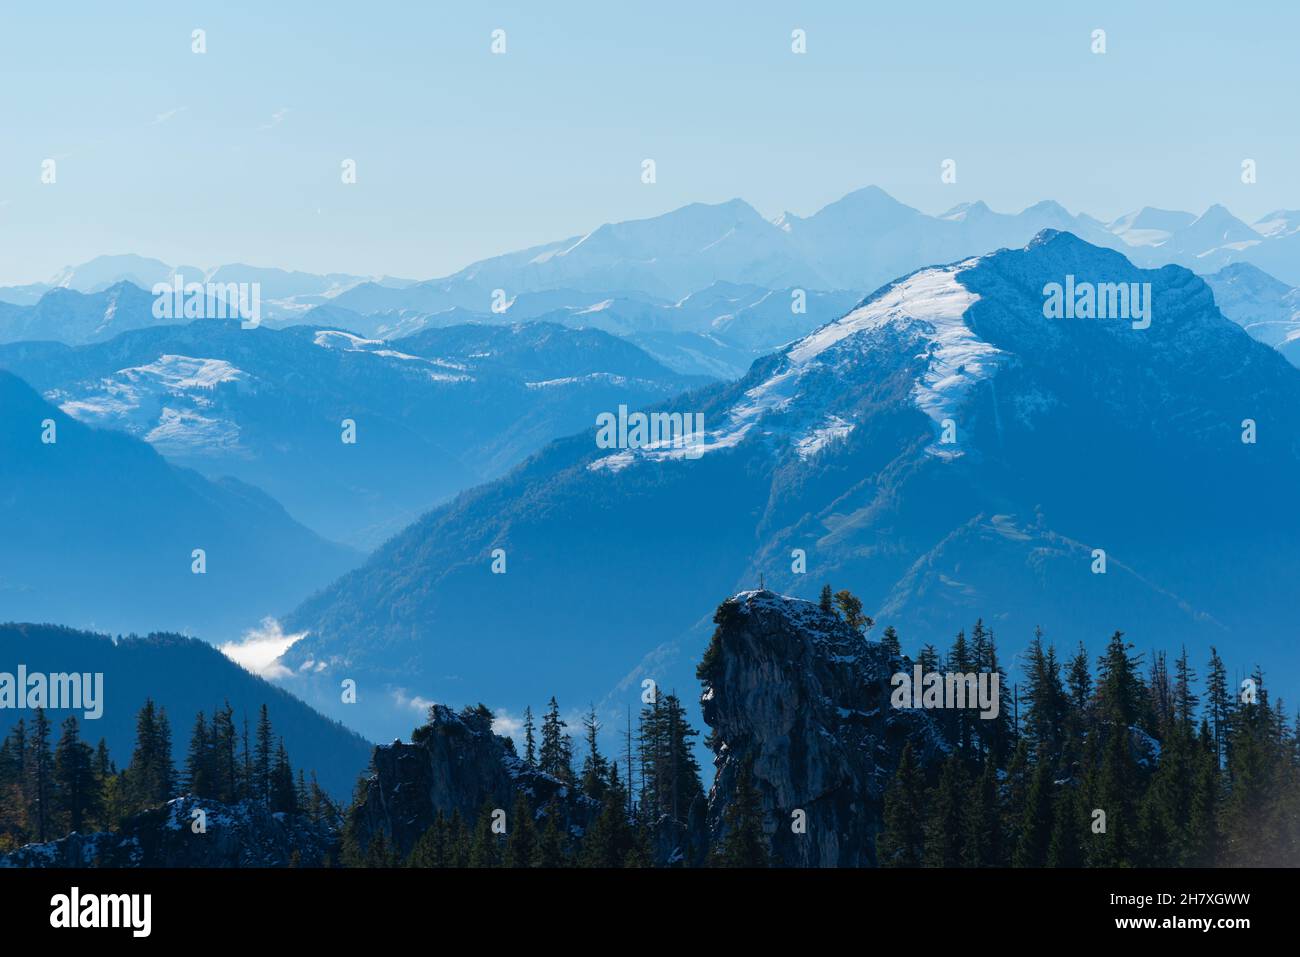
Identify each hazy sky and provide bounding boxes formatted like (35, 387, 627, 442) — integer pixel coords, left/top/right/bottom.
(1, 0, 1294, 284)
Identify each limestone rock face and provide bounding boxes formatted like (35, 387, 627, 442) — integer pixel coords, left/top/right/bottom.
(700, 590, 942, 867)
(351, 705, 592, 860)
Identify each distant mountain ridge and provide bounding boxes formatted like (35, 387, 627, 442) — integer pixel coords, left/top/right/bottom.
(0, 320, 707, 548)
(0, 369, 359, 638)
(7, 188, 1299, 337)
(0, 623, 371, 798)
(276, 231, 1300, 742)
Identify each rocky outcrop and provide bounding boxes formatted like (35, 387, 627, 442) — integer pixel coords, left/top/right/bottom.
(350, 704, 594, 860)
(0, 796, 336, 868)
(699, 590, 943, 867)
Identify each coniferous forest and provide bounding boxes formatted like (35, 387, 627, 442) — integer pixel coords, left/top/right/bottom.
(2, 600, 1297, 867)
(0, 700, 336, 854)
(876, 625, 1300, 868)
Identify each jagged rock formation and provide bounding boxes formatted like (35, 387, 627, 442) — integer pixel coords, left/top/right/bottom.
(349, 704, 595, 860)
(700, 590, 943, 867)
(0, 796, 336, 868)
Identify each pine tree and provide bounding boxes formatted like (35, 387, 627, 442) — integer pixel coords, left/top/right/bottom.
(923, 754, 966, 867)
(818, 584, 834, 615)
(270, 739, 297, 814)
(254, 704, 273, 806)
(447, 809, 471, 868)
(538, 697, 573, 784)
(833, 589, 873, 634)
(53, 716, 98, 835)
(880, 625, 902, 659)
(637, 693, 703, 824)
(210, 702, 238, 804)
(503, 791, 537, 868)
(408, 812, 450, 867)
(91, 738, 116, 830)
(125, 699, 175, 811)
(533, 801, 568, 867)
(579, 705, 609, 802)
(1023, 629, 1067, 759)
(1013, 757, 1054, 867)
(184, 712, 213, 798)
(1046, 783, 1083, 868)
(712, 759, 769, 867)
(25, 708, 55, 842)
(877, 743, 925, 867)
(522, 706, 536, 768)
(962, 757, 1002, 866)
(469, 799, 503, 868)
(1205, 647, 1231, 768)
(581, 764, 634, 867)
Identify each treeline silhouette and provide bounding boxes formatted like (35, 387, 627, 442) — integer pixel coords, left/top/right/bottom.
(0, 698, 333, 852)
(876, 623, 1300, 867)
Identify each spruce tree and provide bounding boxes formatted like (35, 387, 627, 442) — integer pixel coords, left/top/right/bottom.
(1023, 629, 1067, 759)
(184, 712, 213, 798)
(579, 705, 609, 802)
(581, 764, 634, 868)
(503, 791, 537, 868)
(254, 704, 273, 806)
(533, 801, 568, 868)
(25, 708, 55, 842)
(923, 754, 966, 867)
(469, 799, 503, 868)
(1046, 783, 1083, 868)
(270, 739, 297, 814)
(1013, 756, 1054, 868)
(877, 743, 925, 867)
(53, 716, 98, 835)
(712, 759, 769, 867)
(538, 697, 573, 784)
(962, 757, 1002, 867)
(1205, 647, 1231, 768)
(818, 584, 834, 615)
(125, 699, 174, 811)
(408, 812, 450, 867)
(522, 706, 536, 768)
(880, 625, 902, 659)
(210, 702, 238, 804)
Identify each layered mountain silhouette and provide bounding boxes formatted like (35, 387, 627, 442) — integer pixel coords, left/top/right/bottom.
(9, 188, 1300, 350)
(0, 370, 359, 638)
(1205, 262, 1300, 367)
(276, 232, 1300, 741)
(0, 623, 370, 798)
(0, 320, 706, 548)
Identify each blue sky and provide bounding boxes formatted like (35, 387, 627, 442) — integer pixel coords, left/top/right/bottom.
(0, 0, 1294, 283)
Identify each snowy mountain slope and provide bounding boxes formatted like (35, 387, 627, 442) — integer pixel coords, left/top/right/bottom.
(0, 370, 361, 639)
(0, 320, 706, 548)
(1204, 261, 1300, 366)
(277, 231, 1300, 742)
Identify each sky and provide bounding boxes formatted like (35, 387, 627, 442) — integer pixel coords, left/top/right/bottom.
(0, 0, 1295, 284)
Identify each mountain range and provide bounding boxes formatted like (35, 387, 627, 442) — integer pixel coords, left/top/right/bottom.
(7, 189, 1299, 320)
(6, 187, 1299, 378)
(0, 320, 704, 548)
(273, 231, 1300, 742)
(0, 369, 359, 638)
